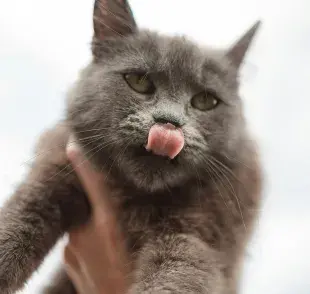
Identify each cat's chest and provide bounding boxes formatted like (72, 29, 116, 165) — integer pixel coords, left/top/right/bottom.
(112, 182, 249, 255)
(117, 196, 209, 253)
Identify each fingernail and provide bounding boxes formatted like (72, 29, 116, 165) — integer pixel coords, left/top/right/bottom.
(66, 142, 81, 163)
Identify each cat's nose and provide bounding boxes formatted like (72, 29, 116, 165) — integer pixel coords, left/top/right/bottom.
(152, 111, 185, 127)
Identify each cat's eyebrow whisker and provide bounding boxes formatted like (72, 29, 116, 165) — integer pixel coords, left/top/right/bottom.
(133, 47, 150, 70)
(139, 72, 149, 84)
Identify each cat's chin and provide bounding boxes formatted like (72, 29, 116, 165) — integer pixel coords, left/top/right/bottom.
(135, 145, 179, 164)
(124, 169, 187, 193)
(111, 146, 190, 193)
(82, 143, 191, 193)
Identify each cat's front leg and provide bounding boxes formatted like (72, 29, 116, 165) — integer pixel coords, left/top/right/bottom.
(0, 160, 90, 294)
(129, 234, 224, 294)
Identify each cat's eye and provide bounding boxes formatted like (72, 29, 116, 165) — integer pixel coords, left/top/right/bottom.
(123, 73, 155, 95)
(191, 91, 220, 111)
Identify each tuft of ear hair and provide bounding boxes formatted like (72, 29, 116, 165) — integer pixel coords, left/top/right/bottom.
(92, 0, 137, 56)
(226, 20, 262, 69)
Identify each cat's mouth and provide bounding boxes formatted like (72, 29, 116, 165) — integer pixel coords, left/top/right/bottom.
(125, 123, 184, 165)
(144, 123, 184, 160)
(137, 145, 180, 162)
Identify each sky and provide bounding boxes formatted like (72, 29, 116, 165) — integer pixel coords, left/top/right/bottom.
(0, 0, 309, 293)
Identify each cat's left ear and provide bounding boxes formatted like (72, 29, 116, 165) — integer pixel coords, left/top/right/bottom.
(93, 0, 137, 41)
(226, 20, 262, 69)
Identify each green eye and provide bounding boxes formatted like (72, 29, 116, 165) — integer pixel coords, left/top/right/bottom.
(123, 73, 155, 94)
(191, 91, 220, 111)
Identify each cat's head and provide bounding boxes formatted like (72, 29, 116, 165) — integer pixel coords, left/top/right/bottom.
(67, 0, 261, 192)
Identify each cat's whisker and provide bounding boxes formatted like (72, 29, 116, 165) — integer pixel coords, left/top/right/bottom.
(207, 157, 247, 232)
(209, 155, 251, 198)
(22, 130, 114, 165)
(203, 163, 229, 210)
(56, 139, 122, 182)
(78, 139, 128, 180)
(117, 139, 134, 168)
(43, 137, 123, 183)
(22, 133, 112, 165)
(223, 153, 253, 170)
(105, 137, 134, 178)
(73, 127, 116, 134)
(208, 157, 243, 204)
(139, 72, 149, 84)
(208, 155, 243, 184)
(188, 161, 203, 209)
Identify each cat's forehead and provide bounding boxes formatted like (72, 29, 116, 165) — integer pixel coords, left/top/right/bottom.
(154, 34, 237, 85)
(151, 34, 228, 73)
(101, 31, 238, 86)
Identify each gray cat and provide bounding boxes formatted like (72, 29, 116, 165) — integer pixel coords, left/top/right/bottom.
(0, 0, 263, 293)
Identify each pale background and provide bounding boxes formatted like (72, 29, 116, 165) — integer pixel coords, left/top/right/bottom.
(0, 0, 309, 293)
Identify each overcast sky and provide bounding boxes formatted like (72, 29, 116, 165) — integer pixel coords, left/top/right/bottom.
(0, 0, 309, 293)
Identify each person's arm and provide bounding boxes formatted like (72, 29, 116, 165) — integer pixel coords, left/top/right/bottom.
(64, 144, 129, 294)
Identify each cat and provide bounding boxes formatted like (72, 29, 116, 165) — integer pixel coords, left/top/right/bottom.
(0, 0, 263, 293)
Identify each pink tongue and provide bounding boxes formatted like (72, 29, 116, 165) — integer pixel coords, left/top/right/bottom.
(145, 123, 184, 159)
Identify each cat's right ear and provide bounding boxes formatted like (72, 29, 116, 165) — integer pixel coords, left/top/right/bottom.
(92, 0, 137, 56)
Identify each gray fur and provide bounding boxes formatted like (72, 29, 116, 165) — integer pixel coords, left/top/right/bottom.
(0, 0, 263, 293)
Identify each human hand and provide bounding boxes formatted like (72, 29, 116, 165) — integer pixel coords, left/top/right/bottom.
(64, 143, 129, 294)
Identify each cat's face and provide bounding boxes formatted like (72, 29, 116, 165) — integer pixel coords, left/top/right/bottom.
(67, 0, 260, 192)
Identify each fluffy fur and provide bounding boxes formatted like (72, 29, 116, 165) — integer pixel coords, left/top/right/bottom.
(0, 0, 263, 293)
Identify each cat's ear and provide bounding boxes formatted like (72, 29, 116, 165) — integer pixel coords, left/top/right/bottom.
(226, 20, 261, 69)
(93, 0, 137, 41)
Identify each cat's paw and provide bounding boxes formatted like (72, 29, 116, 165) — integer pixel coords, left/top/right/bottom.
(0, 275, 15, 294)
(0, 239, 29, 294)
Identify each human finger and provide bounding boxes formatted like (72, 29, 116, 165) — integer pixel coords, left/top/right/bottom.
(66, 142, 113, 216)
